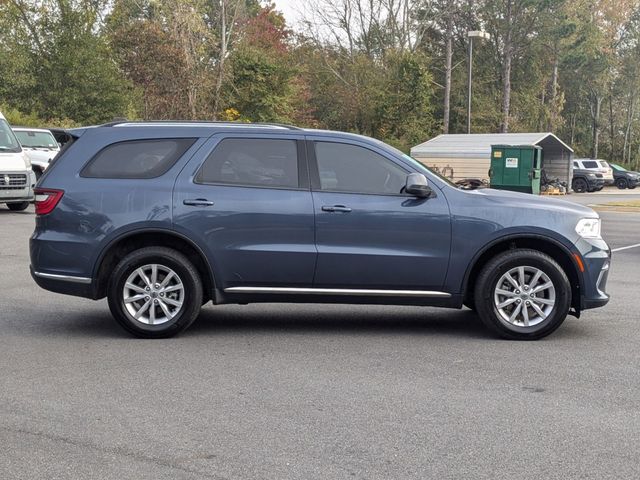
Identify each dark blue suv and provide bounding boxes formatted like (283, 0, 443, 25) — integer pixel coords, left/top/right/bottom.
(30, 122, 610, 339)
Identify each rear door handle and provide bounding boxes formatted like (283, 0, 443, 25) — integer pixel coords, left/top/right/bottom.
(322, 205, 352, 213)
(183, 198, 214, 207)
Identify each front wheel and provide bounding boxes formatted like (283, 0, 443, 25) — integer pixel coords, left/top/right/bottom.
(474, 249, 571, 340)
(107, 247, 203, 338)
(7, 202, 30, 211)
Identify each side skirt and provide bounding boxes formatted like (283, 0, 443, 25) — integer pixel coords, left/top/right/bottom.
(216, 287, 463, 308)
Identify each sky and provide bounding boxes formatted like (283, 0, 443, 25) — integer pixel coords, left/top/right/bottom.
(271, 0, 304, 27)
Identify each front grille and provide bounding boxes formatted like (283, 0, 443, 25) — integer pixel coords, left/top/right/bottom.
(0, 174, 27, 190)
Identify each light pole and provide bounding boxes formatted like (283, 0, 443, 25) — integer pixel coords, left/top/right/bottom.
(467, 30, 491, 134)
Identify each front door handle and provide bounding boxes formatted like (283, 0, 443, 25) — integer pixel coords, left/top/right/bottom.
(322, 205, 352, 213)
(183, 198, 214, 207)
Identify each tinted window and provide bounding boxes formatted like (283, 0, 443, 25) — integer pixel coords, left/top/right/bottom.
(197, 138, 298, 188)
(573, 161, 579, 168)
(582, 161, 599, 169)
(81, 138, 196, 179)
(315, 142, 407, 194)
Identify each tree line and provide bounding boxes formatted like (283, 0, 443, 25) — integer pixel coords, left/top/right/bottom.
(1, 0, 639, 167)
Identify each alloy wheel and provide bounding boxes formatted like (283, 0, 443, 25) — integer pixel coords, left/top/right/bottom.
(122, 264, 185, 325)
(493, 266, 556, 328)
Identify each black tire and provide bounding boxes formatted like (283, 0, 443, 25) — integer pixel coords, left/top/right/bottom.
(616, 178, 628, 189)
(572, 178, 588, 193)
(107, 246, 203, 338)
(474, 249, 571, 340)
(7, 202, 30, 211)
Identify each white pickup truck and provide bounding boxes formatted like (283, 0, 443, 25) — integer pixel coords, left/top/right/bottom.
(0, 112, 35, 211)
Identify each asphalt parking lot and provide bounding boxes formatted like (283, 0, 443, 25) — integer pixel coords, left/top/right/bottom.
(1, 196, 639, 480)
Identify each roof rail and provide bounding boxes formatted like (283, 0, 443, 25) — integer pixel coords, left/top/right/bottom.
(99, 120, 303, 130)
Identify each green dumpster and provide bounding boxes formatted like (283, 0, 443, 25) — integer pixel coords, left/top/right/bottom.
(489, 145, 542, 194)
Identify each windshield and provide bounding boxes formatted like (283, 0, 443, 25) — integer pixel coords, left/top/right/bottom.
(0, 119, 22, 153)
(14, 130, 58, 149)
(611, 164, 626, 172)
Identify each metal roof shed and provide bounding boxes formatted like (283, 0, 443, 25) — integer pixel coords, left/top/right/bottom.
(410, 133, 574, 186)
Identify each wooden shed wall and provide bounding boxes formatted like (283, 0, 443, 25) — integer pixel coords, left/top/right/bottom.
(412, 156, 490, 182)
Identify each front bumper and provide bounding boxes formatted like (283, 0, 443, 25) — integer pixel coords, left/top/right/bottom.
(0, 171, 34, 202)
(0, 190, 34, 202)
(587, 178, 605, 190)
(576, 237, 611, 311)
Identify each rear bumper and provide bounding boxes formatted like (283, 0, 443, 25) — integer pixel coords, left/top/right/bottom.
(30, 267, 94, 298)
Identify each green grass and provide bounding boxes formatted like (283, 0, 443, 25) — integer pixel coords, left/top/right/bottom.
(602, 200, 640, 208)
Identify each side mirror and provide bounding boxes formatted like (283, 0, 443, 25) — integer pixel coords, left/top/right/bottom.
(405, 173, 432, 198)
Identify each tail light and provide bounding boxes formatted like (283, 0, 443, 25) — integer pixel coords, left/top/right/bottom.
(34, 188, 64, 215)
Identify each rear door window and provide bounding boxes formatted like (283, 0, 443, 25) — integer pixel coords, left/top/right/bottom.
(81, 138, 196, 179)
(196, 138, 299, 189)
(582, 161, 599, 169)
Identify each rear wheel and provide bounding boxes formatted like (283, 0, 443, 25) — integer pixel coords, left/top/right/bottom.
(107, 247, 203, 338)
(474, 249, 571, 340)
(572, 178, 588, 193)
(616, 178, 628, 189)
(7, 202, 30, 211)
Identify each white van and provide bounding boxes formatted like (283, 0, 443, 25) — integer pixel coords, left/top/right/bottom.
(12, 127, 60, 180)
(0, 112, 35, 211)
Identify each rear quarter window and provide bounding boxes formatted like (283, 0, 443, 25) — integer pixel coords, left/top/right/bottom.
(81, 138, 196, 179)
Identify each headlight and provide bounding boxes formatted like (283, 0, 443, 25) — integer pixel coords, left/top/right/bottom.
(575, 218, 601, 239)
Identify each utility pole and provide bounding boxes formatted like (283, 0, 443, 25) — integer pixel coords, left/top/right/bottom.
(467, 30, 491, 134)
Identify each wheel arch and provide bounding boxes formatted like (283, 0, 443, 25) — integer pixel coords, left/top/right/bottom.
(463, 234, 584, 312)
(92, 229, 216, 301)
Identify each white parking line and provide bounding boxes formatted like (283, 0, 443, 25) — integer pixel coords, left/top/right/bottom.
(612, 243, 640, 253)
